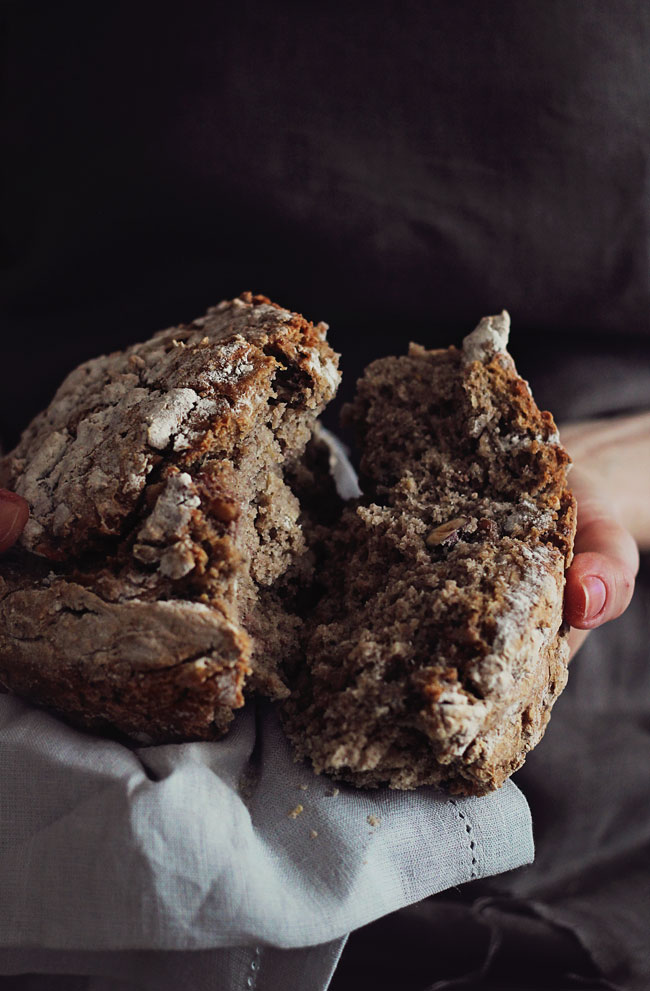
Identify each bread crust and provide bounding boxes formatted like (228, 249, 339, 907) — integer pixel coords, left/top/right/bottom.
(5, 293, 338, 560)
(0, 557, 250, 743)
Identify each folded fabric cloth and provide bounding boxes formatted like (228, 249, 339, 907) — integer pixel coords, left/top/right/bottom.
(0, 693, 533, 990)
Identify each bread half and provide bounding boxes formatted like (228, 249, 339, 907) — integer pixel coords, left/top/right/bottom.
(0, 293, 340, 742)
(282, 313, 576, 794)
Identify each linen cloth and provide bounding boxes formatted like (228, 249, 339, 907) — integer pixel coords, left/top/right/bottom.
(0, 697, 534, 990)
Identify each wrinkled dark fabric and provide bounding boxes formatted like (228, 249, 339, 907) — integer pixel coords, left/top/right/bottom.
(2, 1, 650, 444)
(1, 2, 649, 989)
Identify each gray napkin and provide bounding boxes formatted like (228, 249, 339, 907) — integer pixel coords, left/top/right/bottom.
(0, 694, 533, 990)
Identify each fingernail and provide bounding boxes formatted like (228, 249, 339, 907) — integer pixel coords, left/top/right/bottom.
(581, 575, 607, 621)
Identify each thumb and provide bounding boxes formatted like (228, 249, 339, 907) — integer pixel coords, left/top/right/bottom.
(564, 515, 639, 630)
(0, 490, 29, 553)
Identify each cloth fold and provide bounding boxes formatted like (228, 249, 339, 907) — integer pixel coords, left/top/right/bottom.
(0, 694, 533, 958)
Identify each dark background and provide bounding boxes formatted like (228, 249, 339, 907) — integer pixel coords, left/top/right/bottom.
(2, 0, 650, 450)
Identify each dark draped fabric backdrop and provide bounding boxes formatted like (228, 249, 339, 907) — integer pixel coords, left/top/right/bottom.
(2, 0, 650, 447)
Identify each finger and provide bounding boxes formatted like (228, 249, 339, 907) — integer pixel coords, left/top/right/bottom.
(567, 625, 590, 660)
(0, 490, 29, 553)
(565, 543, 638, 630)
(563, 466, 639, 630)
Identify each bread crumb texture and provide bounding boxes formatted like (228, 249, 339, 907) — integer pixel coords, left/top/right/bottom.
(282, 312, 576, 795)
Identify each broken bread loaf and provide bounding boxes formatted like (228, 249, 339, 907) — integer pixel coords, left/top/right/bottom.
(0, 301, 575, 794)
(282, 312, 576, 794)
(0, 293, 340, 742)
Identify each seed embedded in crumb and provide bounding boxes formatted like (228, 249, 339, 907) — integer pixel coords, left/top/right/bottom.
(299, 783, 308, 791)
(288, 804, 304, 819)
(209, 497, 239, 523)
(310, 829, 318, 839)
(478, 517, 499, 541)
(425, 517, 470, 548)
(328, 788, 340, 797)
(367, 814, 381, 827)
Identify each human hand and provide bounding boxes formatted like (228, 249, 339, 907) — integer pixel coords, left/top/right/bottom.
(0, 490, 29, 553)
(560, 414, 649, 659)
